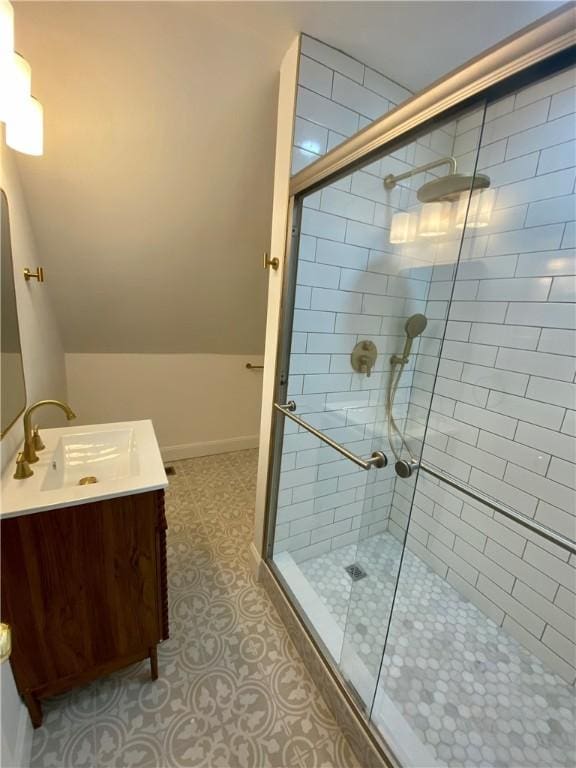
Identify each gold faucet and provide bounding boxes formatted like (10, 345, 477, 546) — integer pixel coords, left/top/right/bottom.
(22, 399, 76, 464)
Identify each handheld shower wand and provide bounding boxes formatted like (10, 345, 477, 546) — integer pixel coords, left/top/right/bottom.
(391, 314, 428, 365)
(387, 314, 428, 476)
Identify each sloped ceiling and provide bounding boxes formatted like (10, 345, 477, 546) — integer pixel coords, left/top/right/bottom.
(11, 1, 561, 353)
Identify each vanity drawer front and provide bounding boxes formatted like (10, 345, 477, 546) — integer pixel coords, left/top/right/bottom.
(1, 490, 165, 694)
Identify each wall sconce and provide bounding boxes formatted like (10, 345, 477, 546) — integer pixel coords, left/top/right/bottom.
(6, 95, 43, 155)
(0, 0, 43, 156)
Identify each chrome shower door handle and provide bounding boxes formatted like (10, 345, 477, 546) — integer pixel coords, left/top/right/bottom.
(275, 402, 387, 471)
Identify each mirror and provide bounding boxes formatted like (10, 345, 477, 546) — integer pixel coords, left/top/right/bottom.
(1, 189, 26, 437)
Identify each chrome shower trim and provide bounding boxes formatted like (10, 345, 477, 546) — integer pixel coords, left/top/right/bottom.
(289, 4, 575, 198)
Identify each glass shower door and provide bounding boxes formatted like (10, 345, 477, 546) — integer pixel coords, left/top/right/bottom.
(369, 65, 576, 768)
(268, 100, 489, 713)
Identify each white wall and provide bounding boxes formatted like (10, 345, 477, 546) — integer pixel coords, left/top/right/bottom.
(0, 137, 66, 768)
(65, 353, 263, 459)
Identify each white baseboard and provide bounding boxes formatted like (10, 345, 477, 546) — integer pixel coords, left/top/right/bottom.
(249, 542, 263, 579)
(161, 434, 259, 462)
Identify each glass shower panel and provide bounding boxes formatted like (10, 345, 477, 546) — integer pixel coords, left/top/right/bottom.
(337, 103, 489, 709)
(371, 64, 576, 768)
(269, 100, 488, 712)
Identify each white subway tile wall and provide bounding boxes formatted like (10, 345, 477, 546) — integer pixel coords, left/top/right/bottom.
(278, 37, 414, 561)
(405, 65, 576, 683)
(278, 36, 469, 564)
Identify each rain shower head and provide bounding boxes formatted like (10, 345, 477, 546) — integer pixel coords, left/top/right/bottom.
(383, 156, 491, 202)
(417, 172, 490, 203)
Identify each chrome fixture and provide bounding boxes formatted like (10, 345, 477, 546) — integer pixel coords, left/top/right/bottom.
(21, 399, 76, 465)
(263, 251, 279, 271)
(387, 314, 428, 467)
(23, 266, 44, 282)
(246, 362, 264, 370)
(351, 340, 377, 377)
(275, 401, 387, 470)
(383, 156, 490, 202)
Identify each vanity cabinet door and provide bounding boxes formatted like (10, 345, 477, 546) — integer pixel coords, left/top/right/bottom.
(0, 489, 167, 724)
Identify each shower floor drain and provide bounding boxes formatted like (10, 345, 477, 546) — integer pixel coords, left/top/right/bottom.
(344, 563, 367, 581)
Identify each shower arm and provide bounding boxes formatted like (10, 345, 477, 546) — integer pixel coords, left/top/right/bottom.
(383, 156, 457, 190)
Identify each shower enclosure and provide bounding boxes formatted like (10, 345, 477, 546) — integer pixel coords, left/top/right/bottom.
(262, 13, 575, 768)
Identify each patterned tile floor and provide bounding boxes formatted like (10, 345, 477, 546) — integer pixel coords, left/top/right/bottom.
(299, 532, 576, 768)
(30, 450, 359, 768)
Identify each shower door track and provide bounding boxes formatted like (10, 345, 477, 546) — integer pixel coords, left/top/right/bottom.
(419, 462, 576, 555)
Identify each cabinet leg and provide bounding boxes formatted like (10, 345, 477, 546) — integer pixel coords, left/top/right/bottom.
(149, 646, 158, 681)
(23, 691, 43, 728)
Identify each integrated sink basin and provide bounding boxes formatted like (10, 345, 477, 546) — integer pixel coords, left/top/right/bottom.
(42, 428, 140, 491)
(1, 420, 167, 519)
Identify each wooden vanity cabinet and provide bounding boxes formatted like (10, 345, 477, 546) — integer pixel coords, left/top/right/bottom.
(0, 489, 169, 727)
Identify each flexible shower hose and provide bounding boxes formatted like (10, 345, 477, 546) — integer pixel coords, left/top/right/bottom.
(386, 359, 417, 464)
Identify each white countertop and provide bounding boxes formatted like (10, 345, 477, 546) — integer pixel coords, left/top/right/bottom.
(1, 420, 168, 519)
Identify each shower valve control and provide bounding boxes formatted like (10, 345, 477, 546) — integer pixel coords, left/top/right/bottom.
(351, 340, 377, 377)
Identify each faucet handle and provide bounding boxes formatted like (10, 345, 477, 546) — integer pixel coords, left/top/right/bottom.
(32, 425, 45, 451)
(13, 452, 33, 480)
(359, 354, 372, 377)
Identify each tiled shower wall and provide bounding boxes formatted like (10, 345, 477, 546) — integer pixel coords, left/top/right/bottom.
(276, 36, 430, 563)
(400, 65, 576, 683)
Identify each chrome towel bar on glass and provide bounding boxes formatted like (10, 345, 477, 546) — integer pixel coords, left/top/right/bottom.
(274, 401, 387, 471)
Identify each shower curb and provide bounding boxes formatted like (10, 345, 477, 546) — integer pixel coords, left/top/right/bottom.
(259, 561, 396, 768)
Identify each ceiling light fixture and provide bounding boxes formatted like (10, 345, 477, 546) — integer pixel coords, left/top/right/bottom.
(0, 0, 43, 156)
